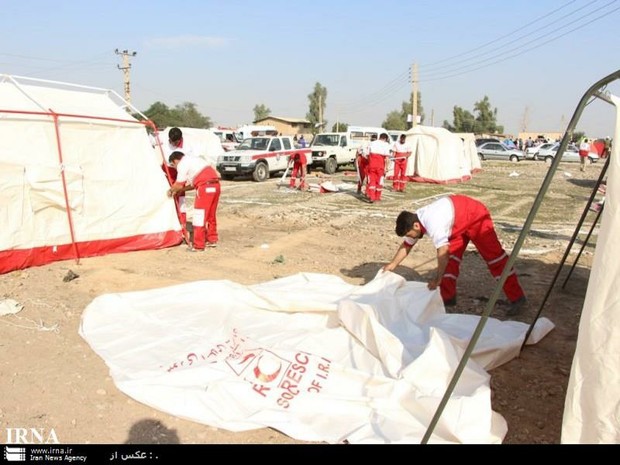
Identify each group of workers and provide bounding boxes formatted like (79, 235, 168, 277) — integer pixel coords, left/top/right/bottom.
(356, 133, 412, 202)
(160, 128, 528, 317)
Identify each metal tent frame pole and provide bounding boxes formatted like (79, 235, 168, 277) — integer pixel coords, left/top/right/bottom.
(421, 69, 620, 444)
(521, 153, 610, 351)
(561, 169, 608, 290)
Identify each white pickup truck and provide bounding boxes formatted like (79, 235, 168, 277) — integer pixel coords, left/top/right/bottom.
(310, 127, 386, 174)
(217, 136, 312, 182)
(309, 132, 359, 174)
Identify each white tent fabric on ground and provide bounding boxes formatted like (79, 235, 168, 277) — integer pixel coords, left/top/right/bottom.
(80, 271, 554, 444)
(561, 93, 620, 444)
(0, 74, 182, 275)
(386, 126, 480, 184)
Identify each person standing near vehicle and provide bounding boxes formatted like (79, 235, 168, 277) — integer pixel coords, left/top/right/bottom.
(298, 135, 307, 148)
(578, 138, 591, 172)
(356, 134, 376, 195)
(288, 152, 308, 191)
(391, 134, 411, 193)
(366, 133, 392, 202)
(382, 194, 527, 315)
(167, 151, 221, 251)
(604, 137, 612, 158)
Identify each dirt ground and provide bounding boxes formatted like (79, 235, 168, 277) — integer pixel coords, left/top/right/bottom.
(0, 159, 606, 444)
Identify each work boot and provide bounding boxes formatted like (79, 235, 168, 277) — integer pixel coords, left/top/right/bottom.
(187, 247, 205, 253)
(506, 296, 527, 317)
(444, 297, 457, 307)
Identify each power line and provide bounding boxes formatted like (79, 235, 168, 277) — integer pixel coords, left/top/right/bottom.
(421, 0, 582, 70)
(334, 0, 618, 115)
(419, 2, 620, 83)
(333, 70, 409, 108)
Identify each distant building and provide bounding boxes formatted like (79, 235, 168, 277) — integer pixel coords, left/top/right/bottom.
(254, 116, 312, 136)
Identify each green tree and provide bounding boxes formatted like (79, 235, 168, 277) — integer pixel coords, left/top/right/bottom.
(253, 104, 271, 121)
(473, 96, 503, 134)
(142, 101, 211, 129)
(143, 101, 176, 129)
(306, 82, 327, 134)
(382, 93, 425, 130)
(382, 111, 407, 130)
(443, 106, 476, 132)
(174, 102, 211, 128)
(442, 96, 503, 134)
(571, 130, 586, 143)
(331, 122, 348, 132)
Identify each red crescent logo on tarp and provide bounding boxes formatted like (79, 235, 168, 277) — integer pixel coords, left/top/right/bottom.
(253, 355, 282, 383)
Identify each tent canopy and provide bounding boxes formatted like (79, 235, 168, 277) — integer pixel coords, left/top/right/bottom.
(387, 126, 480, 184)
(0, 74, 182, 274)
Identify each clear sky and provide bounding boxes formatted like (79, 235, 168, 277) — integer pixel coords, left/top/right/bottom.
(2, 0, 619, 137)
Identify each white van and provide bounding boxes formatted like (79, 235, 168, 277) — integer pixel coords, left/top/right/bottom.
(234, 124, 278, 141)
(347, 126, 389, 147)
(210, 128, 240, 151)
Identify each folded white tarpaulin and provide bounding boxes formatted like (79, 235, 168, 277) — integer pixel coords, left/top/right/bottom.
(80, 272, 554, 444)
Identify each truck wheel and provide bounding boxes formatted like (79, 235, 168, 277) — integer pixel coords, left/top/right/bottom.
(252, 162, 269, 182)
(324, 157, 337, 174)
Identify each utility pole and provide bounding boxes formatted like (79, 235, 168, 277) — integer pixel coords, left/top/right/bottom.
(560, 114, 567, 131)
(318, 94, 323, 131)
(520, 106, 530, 133)
(430, 109, 435, 127)
(411, 62, 418, 128)
(115, 49, 137, 108)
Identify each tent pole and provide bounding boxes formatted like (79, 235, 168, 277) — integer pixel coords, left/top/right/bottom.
(51, 112, 81, 265)
(561, 203, 604, 289)
(520, 156, 610, 352)
(421, 69, 620, 444)
(561, 161, 609, 289)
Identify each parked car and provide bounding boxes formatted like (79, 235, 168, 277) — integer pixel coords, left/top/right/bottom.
(525, 142, 555, 160)
(477, 142, 526, 162)
(537, 142, 599, 165)
(475, 137, 500, 146)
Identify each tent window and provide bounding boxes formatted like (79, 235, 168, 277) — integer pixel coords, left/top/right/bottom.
(26, 163, 84, 214)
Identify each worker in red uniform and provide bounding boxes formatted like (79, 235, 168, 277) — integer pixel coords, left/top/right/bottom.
(356, 134, 375, 195)
(391, 134, 411, 193)
(289, 152, 308, 190)
(162, 127, 196, 242)
(366, 133, 392, 202)
(382, 194, 527, 316)
(161, 160, 190, 244)
(167, 151, 221, 251)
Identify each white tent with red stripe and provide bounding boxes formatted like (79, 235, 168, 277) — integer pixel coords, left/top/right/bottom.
(387, 125, 480, 184)
(0, 74, 182, 275)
